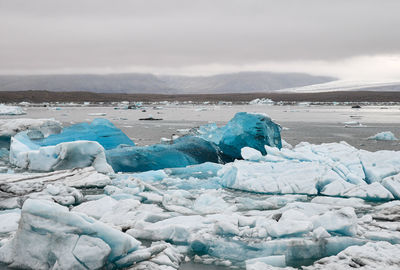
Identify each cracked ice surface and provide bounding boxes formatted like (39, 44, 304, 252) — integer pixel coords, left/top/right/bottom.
(1, 113, 400, 269)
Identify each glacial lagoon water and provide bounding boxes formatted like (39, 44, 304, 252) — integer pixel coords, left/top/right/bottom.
(1, 103, 400, 269)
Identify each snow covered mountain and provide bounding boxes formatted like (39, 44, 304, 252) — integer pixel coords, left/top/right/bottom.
(278, 80, 400, 93)
(0, 72, 334, 94)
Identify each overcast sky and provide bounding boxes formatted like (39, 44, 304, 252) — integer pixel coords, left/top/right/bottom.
(1, 0, 400, 80)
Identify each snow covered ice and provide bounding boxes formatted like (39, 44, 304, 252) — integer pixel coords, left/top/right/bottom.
(2, 110, 400, 269)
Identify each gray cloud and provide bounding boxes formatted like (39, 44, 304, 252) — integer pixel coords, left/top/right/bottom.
(1, 0, 400, 78)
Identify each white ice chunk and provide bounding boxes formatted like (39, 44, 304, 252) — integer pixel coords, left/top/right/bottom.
(241, 147, 263, 161)
(311, 196, 368, 208)
(193, 191, 233, 214)
(249, 98, 274, 105)
(10, 136, 113, 173)
(72, 235, 111, 269)
(246, 255, 286, 268)
(382, 173, 400, 199)
(312, 226, 331, 241)
(0, 118, 62, 137)
(0, 209, 20, 234)
(312, 207, 358, 236)
(214, 220, 239, 236)
(28, 183, 84, 206)
(0, 199, 140, 269)
(100, 199, 142, 229)
(281, 139, 293, 149)
(303, 241, 400, 270)
(220, 159, 330, 195)
(342, 182, 394, 201)
(359, 150, 400, 183)
(320, 179, 356, 197)
(127, 215, 206, 243)
(0, 105, 25, 115)
(368, 131, 398, 141)
(268, 219, 313, 238)
(73, 196, 118, 219)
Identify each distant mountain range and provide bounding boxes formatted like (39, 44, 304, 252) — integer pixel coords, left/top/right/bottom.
(0, 72, 335, 94)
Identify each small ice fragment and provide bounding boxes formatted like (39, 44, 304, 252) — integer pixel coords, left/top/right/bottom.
(368, 131, 398, 141)
(88, 113, 107, 116)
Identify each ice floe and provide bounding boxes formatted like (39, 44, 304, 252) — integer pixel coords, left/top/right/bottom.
(0, 118, 61, 139)
(249, 98, 274, 105)
(0, 199, 140, 269)
(368, 131, 398, 141)
(107, 112, 282, 172)
(220, 142, 400, 201)
(10, 138, 113, 173)
(0, 105, 25, 115)
(8, 118, 136, 173)
(303, 241, 400, 269)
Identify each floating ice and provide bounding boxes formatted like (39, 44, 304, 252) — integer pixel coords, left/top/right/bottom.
(0, 167, 111, 193)
(382, 173, 400, 199)
(32, 118, 135, 150)
(72, 196, 119, 219)
(0, 118, 62, 144)
(0, 199, 141, 269)
(246, 255, 286, 268)
(0, 209, 20, 235)
(108, 112, 282, 172)
(249, 98, 274, 105)
(0, 105, 25, 115)
(368, 131, 398, 141)
(8, 118, 136, 173)
(198, 112, 282, 160)
(221, 142, 400, 201)
(190, 234, 366, 266)
(193, 191, 233, 214)
(0, 170, 90, 206)
(303, 241, 400, 269)
(10, 137, 113, 173)
(311, 207, 358, 236)
(220, 159, 324, 195)
(241, 147, 263, 161)
(88, 113, 107, 116)
(4, 109, 400, 270)
(106, 136, 221, 172)
(165, 162, 222, 180)
(359, 150, 400, 183)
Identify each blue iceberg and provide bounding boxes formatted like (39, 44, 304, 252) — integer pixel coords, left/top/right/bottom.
(33, 118, 135, 150)
(198, 112, 282, 161)
(9, 113, 282, 173)
(106, 136, 222, 172)
(107, 112, 282, 172)
(9, 119, 133, 173)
